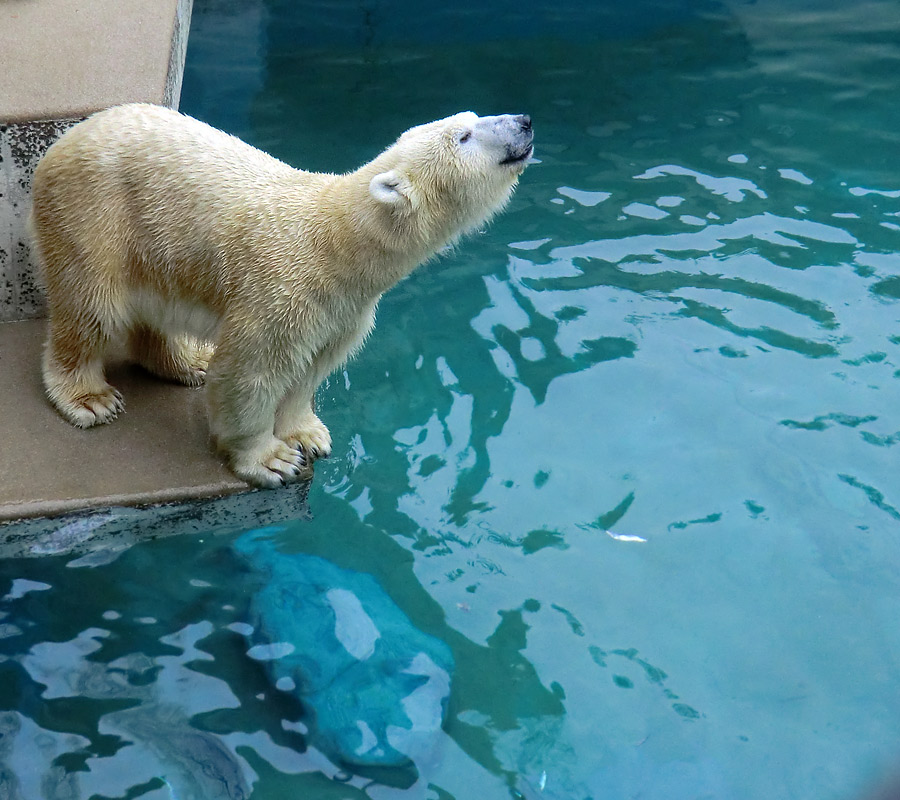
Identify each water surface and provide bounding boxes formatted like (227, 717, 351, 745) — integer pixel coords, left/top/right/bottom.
(2, 1, 900, 797)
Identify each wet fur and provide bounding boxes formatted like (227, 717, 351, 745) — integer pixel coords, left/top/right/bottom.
(31, 104, 529, 487)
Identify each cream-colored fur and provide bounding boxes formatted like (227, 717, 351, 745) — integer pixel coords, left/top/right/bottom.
(30, 103, 533, 487)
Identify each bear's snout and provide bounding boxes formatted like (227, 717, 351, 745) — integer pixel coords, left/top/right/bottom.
(493, 113, 533, 166)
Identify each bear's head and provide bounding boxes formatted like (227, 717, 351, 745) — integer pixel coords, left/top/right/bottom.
(365, 111, 533, 249)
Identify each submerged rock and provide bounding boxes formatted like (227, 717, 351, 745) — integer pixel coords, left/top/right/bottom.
(233, 531, 454, 777)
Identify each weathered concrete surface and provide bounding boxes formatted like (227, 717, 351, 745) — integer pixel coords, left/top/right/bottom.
(0, 0, 192, 124)
(0, 482, 311, 561)
(0, 319, 256, 521)
(0, 0, 193, 322)
(0, 118, 79, 320)
(0, 1, 273, 522)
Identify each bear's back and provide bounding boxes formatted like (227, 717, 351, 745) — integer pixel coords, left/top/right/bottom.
(40, 104, 299, 197)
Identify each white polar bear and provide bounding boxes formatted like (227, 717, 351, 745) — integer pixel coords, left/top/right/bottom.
(31, 104, 533, 487)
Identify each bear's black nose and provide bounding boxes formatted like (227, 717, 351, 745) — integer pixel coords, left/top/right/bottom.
(518, 115, 532, 132)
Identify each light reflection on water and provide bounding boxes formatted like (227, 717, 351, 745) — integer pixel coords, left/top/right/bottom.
(2, 0, 900, 797)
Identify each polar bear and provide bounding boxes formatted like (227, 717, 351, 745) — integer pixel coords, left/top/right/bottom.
(31, 104, 533, 487)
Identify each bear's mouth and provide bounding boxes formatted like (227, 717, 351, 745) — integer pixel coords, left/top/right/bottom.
(500, 144, 533, 166)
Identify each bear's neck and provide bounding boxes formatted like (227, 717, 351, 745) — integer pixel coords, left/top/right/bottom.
(310, 170, 458, 297)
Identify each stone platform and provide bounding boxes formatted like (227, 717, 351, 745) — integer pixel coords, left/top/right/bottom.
(0, 319, 250, 520)
(0, 0, 193, 322)
(0, 0, 278, 522)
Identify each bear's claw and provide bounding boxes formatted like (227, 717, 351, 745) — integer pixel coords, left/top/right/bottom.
(230, 437, 310, 488)
(61, 385, 125, 428)
(280, 416, 332, 462)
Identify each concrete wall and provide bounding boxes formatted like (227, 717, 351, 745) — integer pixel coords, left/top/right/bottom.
(0, 0, 193, 322)
(0, 120, 78, 320)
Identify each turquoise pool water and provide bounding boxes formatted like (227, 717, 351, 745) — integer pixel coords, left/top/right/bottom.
(3, 0, 900, 797)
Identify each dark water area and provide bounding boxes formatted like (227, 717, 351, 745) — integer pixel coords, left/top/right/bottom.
(2, 0, 900, 797)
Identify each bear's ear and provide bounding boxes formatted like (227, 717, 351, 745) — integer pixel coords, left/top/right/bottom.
(370, 170, 410, 207)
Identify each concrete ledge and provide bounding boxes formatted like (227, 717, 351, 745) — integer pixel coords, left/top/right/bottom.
(0, 0, 192, 124)
(0, 0, 193, 322)
(0, 1, 267, 523)
(0, 482, 311, 561)
(0, 118, 79, 320)
(0, 481, 310, 566)
(0, 319, 261, 521)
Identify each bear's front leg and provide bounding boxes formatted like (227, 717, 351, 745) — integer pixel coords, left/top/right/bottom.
(274, 385, 332, 461)
(206, 354, 307, 488)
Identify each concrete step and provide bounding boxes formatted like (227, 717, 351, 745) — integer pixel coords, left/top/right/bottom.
(1, 0, 193, 322)
(0, 0, 258, 523)
(0, 0, 191, 124)
(0, 319, 256, 520)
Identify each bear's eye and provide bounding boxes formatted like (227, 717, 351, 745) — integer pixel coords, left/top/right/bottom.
(459, 130, 472, 144)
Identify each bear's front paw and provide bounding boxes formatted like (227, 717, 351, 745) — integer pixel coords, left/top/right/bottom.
(230, 437, 310, 489)
(280, 416, 332, 461)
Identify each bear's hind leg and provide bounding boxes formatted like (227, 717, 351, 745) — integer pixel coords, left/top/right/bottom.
(129, 325, 214, 387)
(42, 317, 123, 429)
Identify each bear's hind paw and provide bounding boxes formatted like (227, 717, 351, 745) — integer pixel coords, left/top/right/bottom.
(54, 386, 124, 428)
